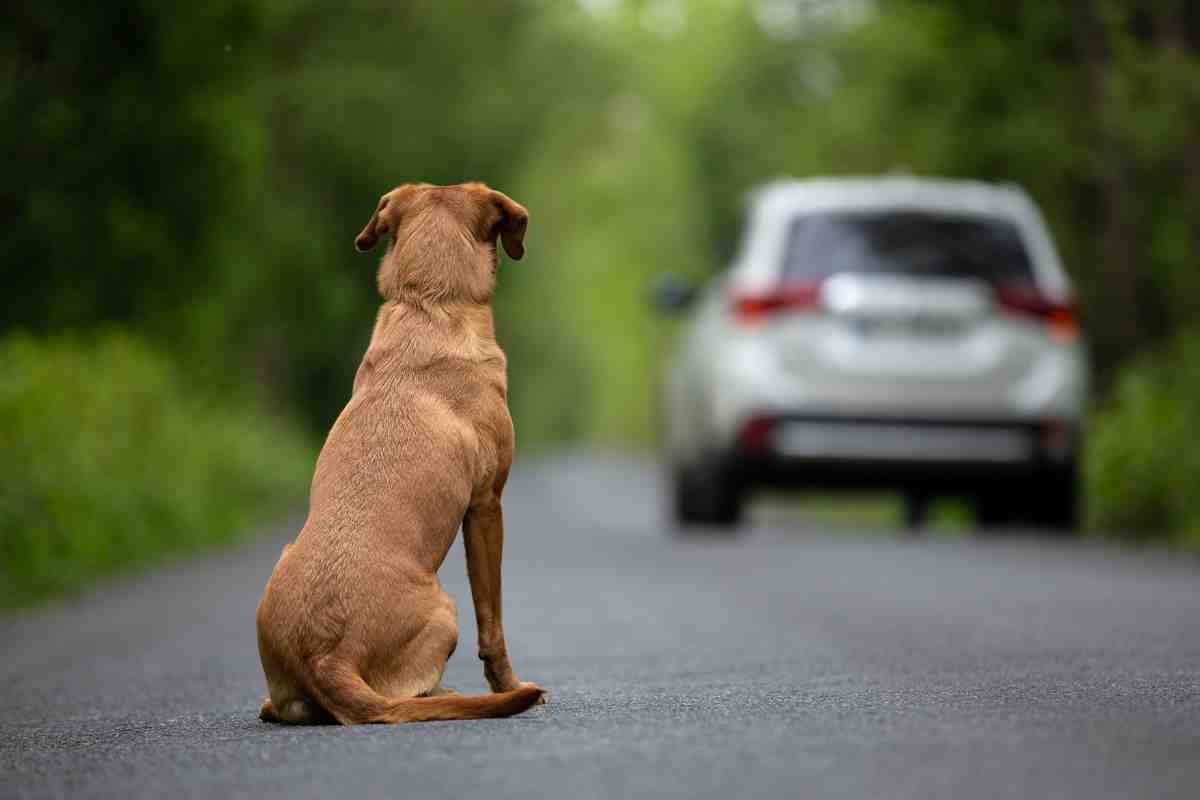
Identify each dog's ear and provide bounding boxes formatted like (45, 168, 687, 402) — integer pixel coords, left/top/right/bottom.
(491, 190, 528, 261)
(356, 188, 415, 252)
(354, 195, 390, 252)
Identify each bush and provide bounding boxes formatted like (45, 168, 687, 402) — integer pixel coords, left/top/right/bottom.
(0, 331, 314, 608)
(1086, 331, 1200, 549)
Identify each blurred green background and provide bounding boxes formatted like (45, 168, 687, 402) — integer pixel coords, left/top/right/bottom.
(4, 0, 1199, 605)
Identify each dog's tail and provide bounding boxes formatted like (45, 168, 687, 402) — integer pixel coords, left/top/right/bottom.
(307, 664, 543, 724)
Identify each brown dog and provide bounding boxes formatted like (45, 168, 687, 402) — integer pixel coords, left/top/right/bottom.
(255, 182, 543, 724)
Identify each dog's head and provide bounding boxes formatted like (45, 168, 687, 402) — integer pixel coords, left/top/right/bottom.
(354, 182, 528, 303)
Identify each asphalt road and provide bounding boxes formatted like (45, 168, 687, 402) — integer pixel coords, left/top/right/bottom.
(3, 454, 1199, 799)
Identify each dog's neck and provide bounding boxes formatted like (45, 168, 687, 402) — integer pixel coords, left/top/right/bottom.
(367, 295, 503, 371)
(378, 209, 497, 305)
(384, 292, 498, 337)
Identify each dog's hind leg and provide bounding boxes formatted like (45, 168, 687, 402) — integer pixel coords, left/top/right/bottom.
(369, 588, 460, 701)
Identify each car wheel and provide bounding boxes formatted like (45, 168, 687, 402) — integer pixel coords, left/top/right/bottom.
(1032, 466, 1080, 535)
(671, 458, 744, 530)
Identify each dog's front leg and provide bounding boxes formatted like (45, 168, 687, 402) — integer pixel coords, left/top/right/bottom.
(463, 499, 535, 695)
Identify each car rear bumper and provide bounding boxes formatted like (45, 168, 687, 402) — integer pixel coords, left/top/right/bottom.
(729, 414, 1077, 491)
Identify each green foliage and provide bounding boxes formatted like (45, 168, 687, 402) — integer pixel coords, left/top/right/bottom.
(1085, 332, 1200, 548)
(0, 332, 313, 608)
(2, 1, 266, 334)
(4, 0, 1200, 547)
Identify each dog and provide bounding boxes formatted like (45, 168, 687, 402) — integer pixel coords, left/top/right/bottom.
(255, 182, 544, 724)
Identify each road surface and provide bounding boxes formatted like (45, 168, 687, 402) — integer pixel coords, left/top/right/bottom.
(3, 454, 1199, 799)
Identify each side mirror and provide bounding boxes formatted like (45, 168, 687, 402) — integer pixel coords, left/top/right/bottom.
(650, 273, 697, 313)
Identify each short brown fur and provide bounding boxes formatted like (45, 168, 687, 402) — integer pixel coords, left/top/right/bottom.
(255, 182, 543, 724)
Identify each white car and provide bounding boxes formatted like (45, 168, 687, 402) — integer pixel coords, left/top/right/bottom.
(654, 177, 1087, 531)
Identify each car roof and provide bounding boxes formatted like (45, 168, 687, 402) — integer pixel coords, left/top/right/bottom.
(735, 176, 1071, 298)
(751, 176, 1035, 218)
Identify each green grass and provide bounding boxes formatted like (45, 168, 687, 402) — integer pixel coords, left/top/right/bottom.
(754, 491, 973, 536)
(0, 331, 315, 609)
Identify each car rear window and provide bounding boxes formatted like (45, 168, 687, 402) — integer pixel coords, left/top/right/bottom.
(781, 211, 1035, 282)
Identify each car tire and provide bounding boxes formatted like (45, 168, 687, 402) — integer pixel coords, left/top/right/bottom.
(974, 469, 1080, 534)
(671, 458, 744, 530)
(1032, 466, 1080, 535)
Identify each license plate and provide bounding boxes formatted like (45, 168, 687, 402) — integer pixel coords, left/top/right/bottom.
(852, 316, 962, 338)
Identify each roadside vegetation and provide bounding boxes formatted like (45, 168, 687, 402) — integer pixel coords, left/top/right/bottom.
(3, 1, 1198, 606)
(1085, 332, 1200, 548)
(0, 334, 313, 608)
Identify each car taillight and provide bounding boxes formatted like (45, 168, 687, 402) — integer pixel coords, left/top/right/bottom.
(730, 281, 823, 325)
(994, 283, 1080, 343)
(737, 415, 775, 454)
